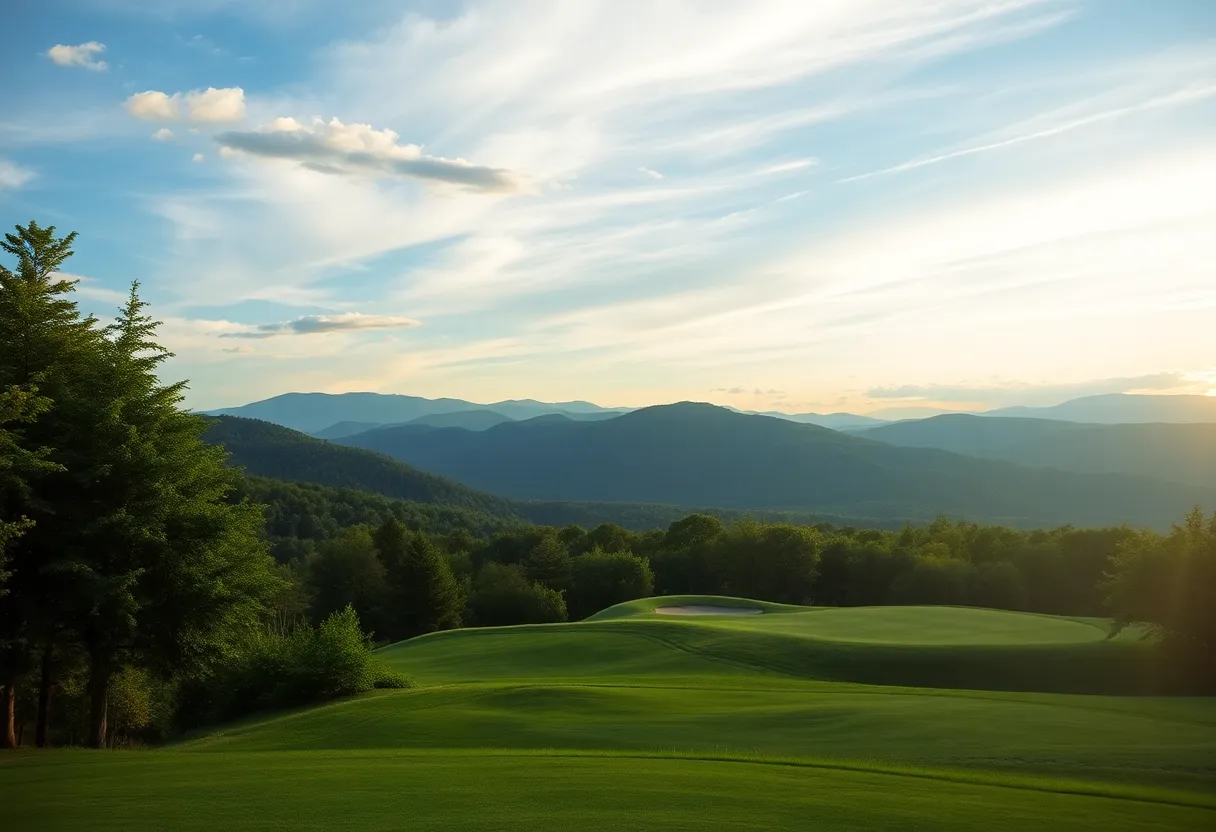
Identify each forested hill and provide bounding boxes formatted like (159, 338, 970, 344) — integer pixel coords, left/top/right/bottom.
(202, 416, 522, 520)
(205, 416, 891, 534)
(336, 402, 1216, 530)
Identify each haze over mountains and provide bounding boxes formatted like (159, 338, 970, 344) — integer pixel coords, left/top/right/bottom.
(206, 391, 1216, 438)
(855, 416, 1216, 490)
(207, 392, 630, 435)
(200, 391, 1216, 531)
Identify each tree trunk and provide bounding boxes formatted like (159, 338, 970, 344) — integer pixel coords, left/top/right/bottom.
(35, 644, 53, 748)
(1, 682, 15, 748)
(87, 667, 109, 750)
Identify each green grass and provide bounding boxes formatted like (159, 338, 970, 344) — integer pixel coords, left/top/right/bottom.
(6, 597, 1214, 830)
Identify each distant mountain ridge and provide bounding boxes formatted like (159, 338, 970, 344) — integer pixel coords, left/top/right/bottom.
(204, 392, 633, 434)
(205, 391, 1216, 439)
(984, 394, 1216, 424)
(856, 414, 1216, 489)
(203, 415, 897, 531)
(335, 401, 1214, 530)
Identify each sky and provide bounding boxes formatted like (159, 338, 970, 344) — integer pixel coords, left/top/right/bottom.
(1, 0, 1214, 416)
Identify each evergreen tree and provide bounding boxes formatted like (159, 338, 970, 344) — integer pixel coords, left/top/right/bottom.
(0, 383, 58, 748)
(64, 284, 279, 747)
(373, 517, 462, 640)
(521, 535, 574, 593)
(0, 221, 103, 747)
(1, 224, 279, 747)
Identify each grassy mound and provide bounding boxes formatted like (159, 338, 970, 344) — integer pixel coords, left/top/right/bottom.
(9, 599, 1214, 830)
(375, 596, 1164, 695)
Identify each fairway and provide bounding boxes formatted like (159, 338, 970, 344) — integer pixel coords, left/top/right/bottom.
(7, 598, 1215, 830)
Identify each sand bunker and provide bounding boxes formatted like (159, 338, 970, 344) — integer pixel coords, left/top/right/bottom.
(654, 605, 763, 616)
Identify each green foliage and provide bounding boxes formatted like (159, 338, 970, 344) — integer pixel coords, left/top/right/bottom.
(0, 222, 279, 748)
(178, 605, 411, 728)
(1104, 508, 1216, 687)
(305, 526, 387, 635)
(567, 548, 654, 620)
(203, 415, 521, 519)
(711, 520, 821, 604)
(467, 563, 568, 626)
(0, 383, 59, 585)
(521, 535, 574, 592)
(374, 518, 463, 641)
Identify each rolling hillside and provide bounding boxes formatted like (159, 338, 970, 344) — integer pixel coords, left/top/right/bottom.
(336, 402, 1215, 529)
(205, 416, 882, 531)
(13, 598, 1214, 830)
(858, 415, 1216, 488)
(201, 416, 522, 519)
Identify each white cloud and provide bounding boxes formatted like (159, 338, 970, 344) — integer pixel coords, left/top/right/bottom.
(126, 91, 179, 121)
(124, 87, 246, 124)
(0, 159, 34, 189)
(219, 312, 422, 339)
(192, 153, 205, 163)
(126, 1, 1214, 411)
(46, 42, 107, 71)
(187, 87, 246, 123)
(152, 128, 175, 141)
(639, 167, 664, 180)
(215, 117, 530, 193)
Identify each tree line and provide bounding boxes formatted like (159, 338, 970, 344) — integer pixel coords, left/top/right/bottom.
(1, 222, 1211, 748)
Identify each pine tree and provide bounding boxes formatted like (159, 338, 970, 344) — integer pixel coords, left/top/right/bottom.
(0, 221, 103, 747)
(1, 224, 279, 748)
(0, 382, 58, 748)
(522, 535, 574, 593)
(373, 518, 462, 640)
(66, 284, 279, 747)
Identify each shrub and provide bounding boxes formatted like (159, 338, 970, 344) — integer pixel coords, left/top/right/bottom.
(468, 563, 568, 626)
(177, 605, 412, 728)
(567, 548, 654, 620)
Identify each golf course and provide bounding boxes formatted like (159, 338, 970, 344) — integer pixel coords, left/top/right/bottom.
(4, 596, 1214, 830)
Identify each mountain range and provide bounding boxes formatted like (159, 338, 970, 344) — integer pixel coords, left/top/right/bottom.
(330, 402, 1212, 529)
(855, 415, 1216, 489)
(205, 392, 632, 435)
(206, 391, 1216, 439)
(203, 415, 884, 531)
(982, 394, 1216, 424)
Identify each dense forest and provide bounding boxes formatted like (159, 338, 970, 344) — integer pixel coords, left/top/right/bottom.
(1, 222, 1212, 751)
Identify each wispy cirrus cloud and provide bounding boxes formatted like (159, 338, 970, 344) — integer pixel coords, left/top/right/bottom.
(219, 312, 422, 339)
(16, 1, 1214, 413)
(841, 80, 1216, 183)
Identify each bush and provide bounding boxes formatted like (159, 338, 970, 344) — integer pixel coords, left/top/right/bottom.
(177, 605, 412, 728)
(468, 563, 567, 626)
(567, 548, 654, 620)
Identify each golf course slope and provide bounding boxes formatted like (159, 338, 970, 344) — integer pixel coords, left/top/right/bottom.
(7, 597, 1215, 831)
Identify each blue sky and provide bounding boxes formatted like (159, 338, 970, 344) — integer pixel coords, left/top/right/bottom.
(2, 0, 1214, 415)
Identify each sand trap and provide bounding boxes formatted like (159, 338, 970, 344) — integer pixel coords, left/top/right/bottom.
(654, 605, 763, 616)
